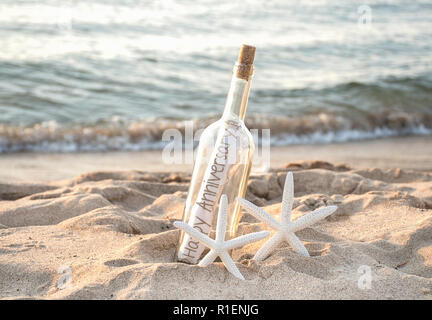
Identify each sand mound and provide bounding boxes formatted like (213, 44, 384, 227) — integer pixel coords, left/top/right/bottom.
(59, 206, 173, 235)
(0, 182, 57, 201)
(0, 193, 111, 228)
(0, 161, 431, 299)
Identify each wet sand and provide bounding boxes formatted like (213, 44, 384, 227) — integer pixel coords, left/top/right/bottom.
(1, 136, 431, 183)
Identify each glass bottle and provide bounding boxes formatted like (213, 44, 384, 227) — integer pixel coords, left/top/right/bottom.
(176, 44, 256, 264)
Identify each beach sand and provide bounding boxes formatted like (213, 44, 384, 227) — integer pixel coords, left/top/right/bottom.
(0, 136, 432, 299)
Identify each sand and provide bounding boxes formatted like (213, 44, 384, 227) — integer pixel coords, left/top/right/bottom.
(1, 155, 432, 299)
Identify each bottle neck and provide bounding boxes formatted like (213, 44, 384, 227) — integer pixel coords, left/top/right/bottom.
(222, 68, 253, 121)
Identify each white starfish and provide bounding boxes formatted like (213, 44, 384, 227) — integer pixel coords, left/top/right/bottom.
(237, 172, 337, 260)
(174, 195, 270, 280)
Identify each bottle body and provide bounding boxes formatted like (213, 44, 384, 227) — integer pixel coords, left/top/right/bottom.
(176, 117, 254, 263)
(176, 70, 255, 264)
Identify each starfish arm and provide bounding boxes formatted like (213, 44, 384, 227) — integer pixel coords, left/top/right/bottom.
(285, 232, 310, 257)
(253, 232, 284, 261)
(219, 251, 245, 280)
(215, 195, 228, 243)
(237, 198, 281, 230)
(198, 249, 218, 267)
(173, 221, 215, 248)
(289, 205, 338, 233)
(224, 231, 270, 250)
(280, 172, 294, 224)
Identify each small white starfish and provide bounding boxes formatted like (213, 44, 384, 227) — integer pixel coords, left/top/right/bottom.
(174, 194, 270, 280)
(237, 172, 337, 260)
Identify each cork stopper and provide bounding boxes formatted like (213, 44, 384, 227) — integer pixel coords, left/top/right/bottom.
(235, 44, 255, 80)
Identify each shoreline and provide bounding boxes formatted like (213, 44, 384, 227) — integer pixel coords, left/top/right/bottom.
(1, 136, 431, 183)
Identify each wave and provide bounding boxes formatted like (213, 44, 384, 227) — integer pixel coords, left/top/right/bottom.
(1, 110, 431, 153)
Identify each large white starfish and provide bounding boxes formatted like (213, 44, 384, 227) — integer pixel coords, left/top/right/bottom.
(174, 195, 270, 280)
(237, 172, 337, 260)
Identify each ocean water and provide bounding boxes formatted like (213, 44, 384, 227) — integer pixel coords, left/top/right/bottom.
(0, 0, 431, 152)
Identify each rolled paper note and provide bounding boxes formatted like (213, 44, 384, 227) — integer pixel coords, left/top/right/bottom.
(177, 119, 243, 264)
